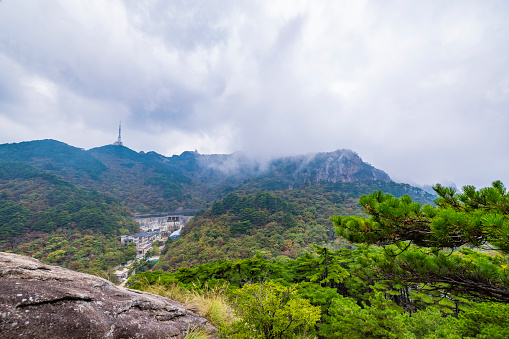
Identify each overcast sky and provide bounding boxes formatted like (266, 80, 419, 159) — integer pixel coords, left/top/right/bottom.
(0, 0, 508, 188)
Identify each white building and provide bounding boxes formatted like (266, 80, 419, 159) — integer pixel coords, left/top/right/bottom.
(114, 268, 129, 283)
(121, 231, 159, 256)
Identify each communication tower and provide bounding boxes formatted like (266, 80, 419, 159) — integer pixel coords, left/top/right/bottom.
(113, 122, 123, 146)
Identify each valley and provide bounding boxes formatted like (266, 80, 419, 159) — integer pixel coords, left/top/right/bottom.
(0, 139, 434, 277)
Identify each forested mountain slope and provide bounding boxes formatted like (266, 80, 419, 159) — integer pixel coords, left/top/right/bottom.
(157, 180, 434, 270)
(0, 139, 107, 180)
(87, 145, 195, 211)
(246, 149, 390, 190)
(0, 141, 196, 212)
(0, 140, 405, 213)
(131, 183, 509, 338)
(0, 161, 139, 275)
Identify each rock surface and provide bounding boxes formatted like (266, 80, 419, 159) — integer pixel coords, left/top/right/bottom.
(269, 149, 391, 186)
(0, 252, 214, 338)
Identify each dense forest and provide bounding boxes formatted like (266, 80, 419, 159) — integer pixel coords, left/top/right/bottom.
(157, 181, 433, 270)
(0, 161, 139, 276)
(0, 140, 197, 211)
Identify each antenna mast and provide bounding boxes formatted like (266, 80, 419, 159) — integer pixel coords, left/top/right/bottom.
(113, 121, 123, 146)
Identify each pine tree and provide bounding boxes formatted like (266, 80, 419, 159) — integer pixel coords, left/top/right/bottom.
(331, 181, 509, 302)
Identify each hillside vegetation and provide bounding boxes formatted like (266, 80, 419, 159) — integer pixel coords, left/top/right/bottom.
(132, 244, 509, 338)
(157, 181, 433, 270)
(131, 183, 509, 338)
(0, 161, 139, 275)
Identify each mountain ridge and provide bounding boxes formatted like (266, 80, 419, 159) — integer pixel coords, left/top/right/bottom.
(0, 139, 397, 212)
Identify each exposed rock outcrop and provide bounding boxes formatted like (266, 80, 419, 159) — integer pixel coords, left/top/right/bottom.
(268, 149, 391, 186)
(0, 252, 214, 338)
(302, 149, 391, 183)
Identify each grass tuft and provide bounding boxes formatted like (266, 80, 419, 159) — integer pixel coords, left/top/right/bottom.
(183, 326, 211, 339)
(142, 282, 236, 330)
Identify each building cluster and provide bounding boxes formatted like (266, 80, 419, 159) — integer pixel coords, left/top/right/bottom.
(115, 215, 189, 283)
(120, 215, 184, 258)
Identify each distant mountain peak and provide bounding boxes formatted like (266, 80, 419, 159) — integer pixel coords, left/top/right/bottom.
(268, 149, 390, 185)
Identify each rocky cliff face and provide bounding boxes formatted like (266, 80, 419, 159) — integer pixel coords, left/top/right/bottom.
(268, 149, 391, 186)
(303, 149, 390, 183)
(0, 252, 214, 338)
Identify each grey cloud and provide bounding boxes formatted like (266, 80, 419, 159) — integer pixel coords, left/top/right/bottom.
(0, 54, 23, 104)
(123, 0, 232, 51)
(0, 0, 508, 189)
